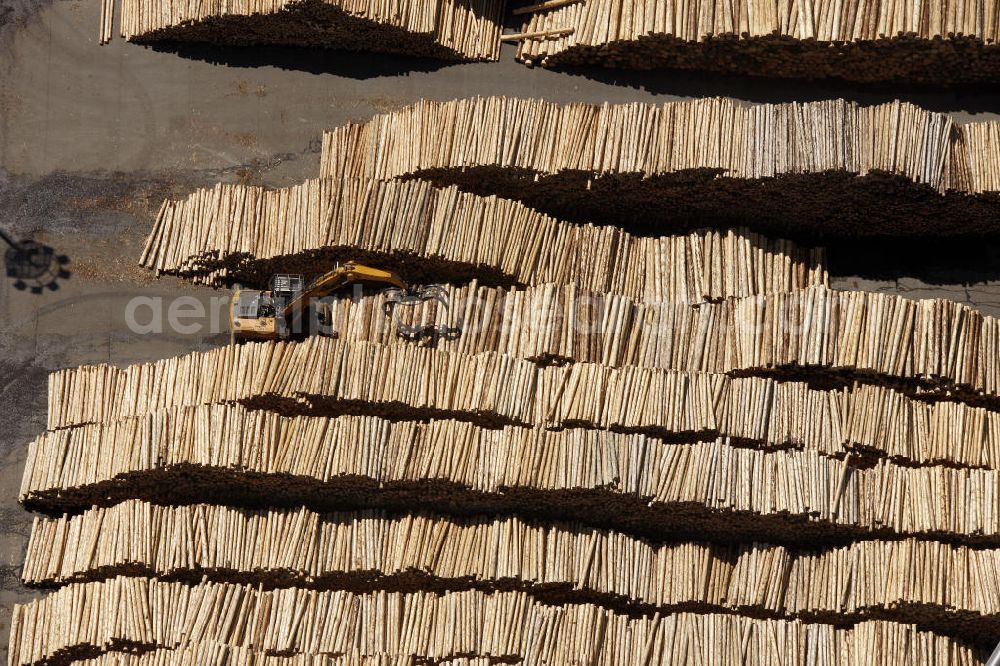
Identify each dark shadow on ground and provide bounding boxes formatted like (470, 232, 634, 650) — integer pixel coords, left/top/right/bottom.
(1, 230, 70, 294)
(142, 40, 457, 78)
(826, 237, 1000, 285)
(0, 0, 53, 42)
(544, 64, 1000, 114)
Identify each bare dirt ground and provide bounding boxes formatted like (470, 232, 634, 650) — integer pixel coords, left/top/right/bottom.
(2, 0, 1000, 659)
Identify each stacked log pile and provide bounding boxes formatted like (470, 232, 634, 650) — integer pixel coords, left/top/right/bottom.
(513, 0, 1000, 84)
(37, 337, 1000, 468)
(24, 401, 1000, 546)
(99, 0, 504, 61)
(20, 408, 858, 543)
(38, 337, 725, 432)
(8, 578, 979, 666)
(297, 281, 1000, 407)
(14, 96, 1000, 665)
(77, 650, 492, 666)
(21, 501, 1000, 646)
(16, 317, 1000, 657)
(141, 177, 827, 303)
(319, 97, 1000, 238)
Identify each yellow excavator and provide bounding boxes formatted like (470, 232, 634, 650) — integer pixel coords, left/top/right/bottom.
(230, 261, 447, 342)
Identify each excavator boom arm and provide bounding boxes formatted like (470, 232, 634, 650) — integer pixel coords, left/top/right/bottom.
(281, 262, 407, 320)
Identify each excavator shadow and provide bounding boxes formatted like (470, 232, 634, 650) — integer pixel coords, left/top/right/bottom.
(2, 228, 71, 294)
(393, 323, 464, 346)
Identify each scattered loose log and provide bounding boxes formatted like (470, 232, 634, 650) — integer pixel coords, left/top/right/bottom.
(318, 97, 1000, 239)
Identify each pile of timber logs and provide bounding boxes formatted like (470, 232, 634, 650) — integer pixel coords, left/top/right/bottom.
(17, 337, 1000, 659)
(21, 409, 856, 542)
(27, 377, 995, 480)
(15, 96, 1000, 666)
(99, 0, 504, 61)
(297, 282, 1000, 407)
(141, 177, 827, 303)
(319, 97, 1000, 238)
(39, 337, 1000, 469)
(8, 578, 979, 666)
(513, 0, 1000, 84)
(76, 650, 492, 666)
(25, 402, 1000, 545)
(21, 502, 1000, 646)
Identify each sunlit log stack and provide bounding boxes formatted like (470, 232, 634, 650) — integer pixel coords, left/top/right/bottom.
(20, 408, 854, 542)
(8, 578, 978, 666)
(35, 337, 810, 452)
(25, 403, 1000, 546)
(141, 177, 826, 303)
(76, 649, 492, 666)
(22, 501, 1000, 647)
(17, 320, 1000, 659)
(98, 0, 503, 61)
(513, 0, 1000, 84)
(39, 335, 1000, 468)
(315, 281, 1000, 409)
(41, 338, 721, 436)
(18, 94, 1000, 666)
(319, 97, 1000, 237)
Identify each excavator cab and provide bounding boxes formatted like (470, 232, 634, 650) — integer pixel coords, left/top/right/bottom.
(231, 274, 305, 340)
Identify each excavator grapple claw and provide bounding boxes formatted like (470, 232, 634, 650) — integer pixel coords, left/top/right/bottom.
(382, 285, 452, 339)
